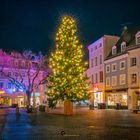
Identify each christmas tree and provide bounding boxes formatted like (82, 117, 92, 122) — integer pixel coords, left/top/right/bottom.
(47, 16, 89, 110)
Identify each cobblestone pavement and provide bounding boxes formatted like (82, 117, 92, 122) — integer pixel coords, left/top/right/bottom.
(0, 108, 140, 140)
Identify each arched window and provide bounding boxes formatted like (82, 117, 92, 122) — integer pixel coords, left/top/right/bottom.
(135, 31, 140, 45)
(121, 42, 126, 52)
(112, 46, 117, 55)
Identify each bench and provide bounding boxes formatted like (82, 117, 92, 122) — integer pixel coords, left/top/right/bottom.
(133, 109, 140, 114)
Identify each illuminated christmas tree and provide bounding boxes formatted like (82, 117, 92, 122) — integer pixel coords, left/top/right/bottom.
(47, 16, 89, 113)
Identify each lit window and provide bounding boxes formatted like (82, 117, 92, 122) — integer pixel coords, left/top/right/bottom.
(112, 76, 117, 86)
(131, 58, 136, 66)
(121, 42, 126, 52)
(112, 46, 117, 55)
(112, 63, 117, 72)
(131, 74, 137, 84)
(106, 65, 110, 73)
(120, 61, 125, 70)
(119, 74, 126, 85)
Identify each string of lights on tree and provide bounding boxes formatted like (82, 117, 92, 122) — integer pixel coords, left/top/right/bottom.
(47, 16, 89, 107)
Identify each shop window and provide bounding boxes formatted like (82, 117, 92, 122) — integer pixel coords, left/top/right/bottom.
(119, 74, 126, 85)
(131, 57, 136, 66)
(106, 65, 110, 73)
(112, 63, 117, 72)
(131, 74, 137, 84)
(120, 61, 125, 70)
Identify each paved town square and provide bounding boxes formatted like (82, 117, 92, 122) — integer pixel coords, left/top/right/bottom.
(0, 108, 140, 140)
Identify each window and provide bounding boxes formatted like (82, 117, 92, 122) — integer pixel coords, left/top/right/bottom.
(120, 61, 125, 70)
(135, 31, 140, 45)
(131, 58, 136, 66)
(91, 58, 94, 68)
(112, 76, 117, 86)
(120, 74, 126, 85)
(95, 73, 98, 83)
(121, 42, 126, 52)
(99, 43, 102, 48)
(95, 46, 97, 50)
(99, 55, 102, 65)
(99, 71, 103, 82)
(8, 72, 11, 76)
(7, 82, 12, 89)
(137, 36, 140, 44)
(0, 82, 4, 88)
(131, 74, 137, 84)
(106, 77, 110, 86)
(91, 48, 93, 52)
(15, 61, 18, 66)
(112, 63, 117, 72)
(95, 57, 98, 66)
(112, 46, 117, 55)
(106, 65, 110, 73)
(91, 74, 94, 84)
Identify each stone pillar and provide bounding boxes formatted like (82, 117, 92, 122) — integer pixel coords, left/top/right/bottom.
(64, 100, 73, 115)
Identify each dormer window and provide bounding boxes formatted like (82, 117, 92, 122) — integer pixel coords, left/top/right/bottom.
(112, 46, 117, 55)
(135, 31, 140, 45)
(121, 42, 126, 52)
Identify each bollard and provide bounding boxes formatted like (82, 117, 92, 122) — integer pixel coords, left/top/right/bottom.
(16, 107, 20, 116)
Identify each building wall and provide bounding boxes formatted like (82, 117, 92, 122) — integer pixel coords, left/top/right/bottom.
(87, 36, 119, 106)
(128, 47, 140, 109)
(105, 54, 128, 91)
(0, 49, 48, 107)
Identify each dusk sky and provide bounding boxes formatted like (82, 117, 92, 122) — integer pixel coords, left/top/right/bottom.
(0, 0, 140, 56)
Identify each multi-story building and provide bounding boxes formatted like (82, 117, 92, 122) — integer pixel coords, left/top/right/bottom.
(87, 35, 119, 107)
(128, 30, 140, 110)
(0, 49, 48, 107)
(104, 26, 140, 109)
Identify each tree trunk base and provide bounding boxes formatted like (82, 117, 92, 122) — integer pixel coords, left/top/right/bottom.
(64, 100, 73, 115)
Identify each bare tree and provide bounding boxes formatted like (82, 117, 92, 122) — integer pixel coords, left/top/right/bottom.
(0, 50, 49, 106)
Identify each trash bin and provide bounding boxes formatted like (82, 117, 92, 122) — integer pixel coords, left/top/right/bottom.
(26, 105, 33, 113)
(89, 104, 94, 110)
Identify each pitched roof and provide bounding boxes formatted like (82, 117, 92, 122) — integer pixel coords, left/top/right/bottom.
(106, 25, 140, 59)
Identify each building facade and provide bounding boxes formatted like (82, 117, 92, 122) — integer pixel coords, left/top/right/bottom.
(87, 35, 119, 107)
(104, 27, 140, 109)
(0, 49, 48, 107)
